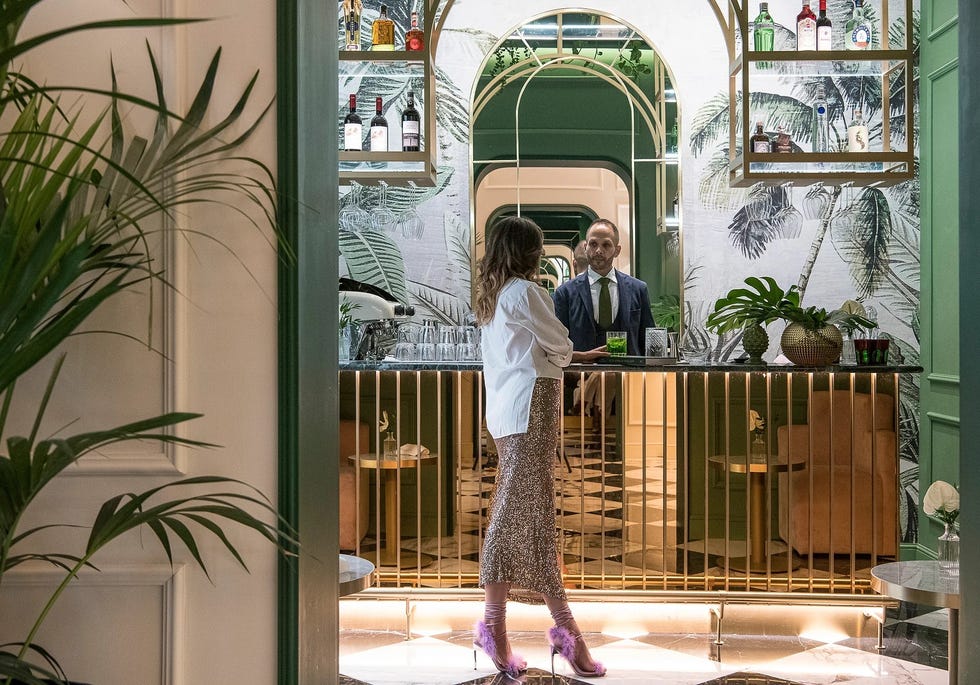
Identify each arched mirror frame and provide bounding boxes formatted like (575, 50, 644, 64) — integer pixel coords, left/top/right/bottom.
(468, 9, 684, 321)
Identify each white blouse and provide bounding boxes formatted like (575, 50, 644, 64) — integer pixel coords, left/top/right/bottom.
(481, 278, 574, 438)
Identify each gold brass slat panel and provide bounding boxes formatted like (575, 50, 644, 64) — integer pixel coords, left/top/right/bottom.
(340, 369, 904, 595)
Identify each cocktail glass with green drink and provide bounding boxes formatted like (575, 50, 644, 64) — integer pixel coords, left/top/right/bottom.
(606, 331, 628, 356)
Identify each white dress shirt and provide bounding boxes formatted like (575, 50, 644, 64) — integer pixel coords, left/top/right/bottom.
(481, 278, 574, 438)
(587, 266, 619, 324)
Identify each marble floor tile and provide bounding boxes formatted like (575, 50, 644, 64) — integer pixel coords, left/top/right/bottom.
(756, 643, 949, 685)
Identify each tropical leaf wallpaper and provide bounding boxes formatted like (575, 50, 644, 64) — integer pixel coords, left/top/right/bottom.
(337, 0, 922, 542)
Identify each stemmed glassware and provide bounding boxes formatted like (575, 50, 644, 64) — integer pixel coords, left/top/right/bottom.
(339, 181, 370, 232)
(370, 180, 398, 233)
(397, 181, 425, 240)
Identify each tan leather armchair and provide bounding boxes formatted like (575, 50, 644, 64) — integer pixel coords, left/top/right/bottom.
(777, 390, 898, 557)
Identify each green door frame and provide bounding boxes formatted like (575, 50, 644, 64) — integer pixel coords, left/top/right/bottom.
(958, 1, 978, 680)
(277, 1, 339, 683)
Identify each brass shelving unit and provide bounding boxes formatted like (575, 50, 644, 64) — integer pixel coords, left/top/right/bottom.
(712, 0, 915, 187)
(338, 1, 440, 186)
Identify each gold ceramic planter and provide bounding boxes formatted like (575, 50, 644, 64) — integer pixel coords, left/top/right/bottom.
(780, 322, 843, 366)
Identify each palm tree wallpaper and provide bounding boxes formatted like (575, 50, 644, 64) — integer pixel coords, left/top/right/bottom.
(336, 0, 922, 543)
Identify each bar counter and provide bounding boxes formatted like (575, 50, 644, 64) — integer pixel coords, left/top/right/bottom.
(338, 361, 921, 597)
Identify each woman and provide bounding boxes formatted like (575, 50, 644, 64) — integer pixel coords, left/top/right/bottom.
(474, 215, 607, 678)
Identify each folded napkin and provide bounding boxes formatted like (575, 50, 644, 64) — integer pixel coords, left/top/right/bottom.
(398, 443, 430, 457)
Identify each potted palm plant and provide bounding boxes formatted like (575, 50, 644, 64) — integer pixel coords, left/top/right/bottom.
(0, 4, 294, 683)
(706, 277, 875, 366)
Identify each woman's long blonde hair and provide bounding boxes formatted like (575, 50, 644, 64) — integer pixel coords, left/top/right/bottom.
(475, 215, 544, 325)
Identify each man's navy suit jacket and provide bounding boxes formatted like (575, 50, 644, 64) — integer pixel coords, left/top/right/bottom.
(553, 271, 656, 357)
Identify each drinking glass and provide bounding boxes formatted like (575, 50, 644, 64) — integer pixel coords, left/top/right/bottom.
(393, 323, 418, 361)
(437, 324, 458, 361)
(397, 181, 425, 240)
(644, 327, 668, 357)
(457, 325, 479, 361)
(605, 331, 628, 356)
(339, 181, 370, 232)
(418, 321, 436, 362)
(369, 180, 398, 233)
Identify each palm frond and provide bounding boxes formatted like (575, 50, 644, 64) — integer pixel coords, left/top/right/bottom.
(698, 145, 747, 211)
(726, 186, 788, 259)
(750, 91, 818, 146)
(830, 187, 891, 298)
(338, 229, 409, 303)
(689, 91, 732, 157)
(407, 281, 469, 325)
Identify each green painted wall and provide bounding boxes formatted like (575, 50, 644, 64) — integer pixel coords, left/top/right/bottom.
(919, 0, 960, 559)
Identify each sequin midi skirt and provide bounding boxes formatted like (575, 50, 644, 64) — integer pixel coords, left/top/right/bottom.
(480, 377, 565, 600)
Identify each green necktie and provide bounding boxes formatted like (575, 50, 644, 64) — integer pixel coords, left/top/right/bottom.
(597, 277, 612, 329)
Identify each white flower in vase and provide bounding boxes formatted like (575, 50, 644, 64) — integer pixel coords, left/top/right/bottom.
(923, 480, 960, 525)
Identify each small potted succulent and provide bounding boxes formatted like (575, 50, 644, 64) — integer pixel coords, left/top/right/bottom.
(706, 277, 875, 366)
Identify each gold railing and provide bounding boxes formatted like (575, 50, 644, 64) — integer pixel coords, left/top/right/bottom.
(338, 365, 905, 595)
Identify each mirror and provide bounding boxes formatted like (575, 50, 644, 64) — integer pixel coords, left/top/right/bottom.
(471, 10, 681, 324)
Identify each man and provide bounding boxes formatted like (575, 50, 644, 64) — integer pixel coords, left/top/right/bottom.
(554, 219, 656, 357)
(572, 239, 588, 276)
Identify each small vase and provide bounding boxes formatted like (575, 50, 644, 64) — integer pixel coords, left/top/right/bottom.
(938, 522, 959, 574)
(339, 325, 352, 362)
(742, 324, 769, 365)
(750, 433, 767, 463)
(840, 333, 856, 365)
(383, 431, 397, 458)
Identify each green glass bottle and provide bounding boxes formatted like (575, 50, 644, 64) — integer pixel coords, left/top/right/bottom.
(753, 2, 775, 52)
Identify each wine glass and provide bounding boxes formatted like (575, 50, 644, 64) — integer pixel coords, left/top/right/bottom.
(397, 181, 425, 240)
(370, 181, 398, 233)
(339, 181, 370, 232)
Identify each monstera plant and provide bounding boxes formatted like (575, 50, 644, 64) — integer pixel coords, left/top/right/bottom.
(0, 4, 293, 683)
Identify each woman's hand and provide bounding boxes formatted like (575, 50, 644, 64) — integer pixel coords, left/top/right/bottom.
(571, 345, 609, 363)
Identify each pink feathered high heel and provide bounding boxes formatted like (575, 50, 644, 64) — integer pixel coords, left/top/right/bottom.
(473, 620, 526, 679)
(548, 624, 606, 678)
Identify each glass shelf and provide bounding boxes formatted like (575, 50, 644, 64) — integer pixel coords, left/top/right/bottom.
(336, 0, 437, 186)
(730, 153, 913, 186)
(726, 0, 914, 187)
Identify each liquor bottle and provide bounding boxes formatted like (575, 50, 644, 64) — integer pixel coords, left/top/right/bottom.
(816, 0, 833, 50)
(845, 0, 874, 50)
(847, 108, 869, 152)
(753, 3, 774, 53)
(342, 0, 362, 50)
(750, 121, 772, 153)
(775, 125, 793, 153)
(343, 94, 362, 151)
(406, 11, 425, 51)
(371, 3, 395, 51)
(401, 90, 420, 151)
(796, 0, 817, 51)
(811, 84, 830, 152)
(370, 97, 388, 152)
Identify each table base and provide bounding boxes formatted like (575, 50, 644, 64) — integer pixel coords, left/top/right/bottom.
(724, 551, 801, 574)
(370, 549, 434, 569)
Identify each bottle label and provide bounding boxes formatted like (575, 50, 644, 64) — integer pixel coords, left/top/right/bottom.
(848, 23, 872, 49)
(848, 125, 869, 152)
(402, 120, 420, 148)
(797, 19, 816, 50)
(344, 123, 362, 151)
(817, 26, 832, 50)
(370, 125, 388, 152)
(753, 140, 771, 153)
